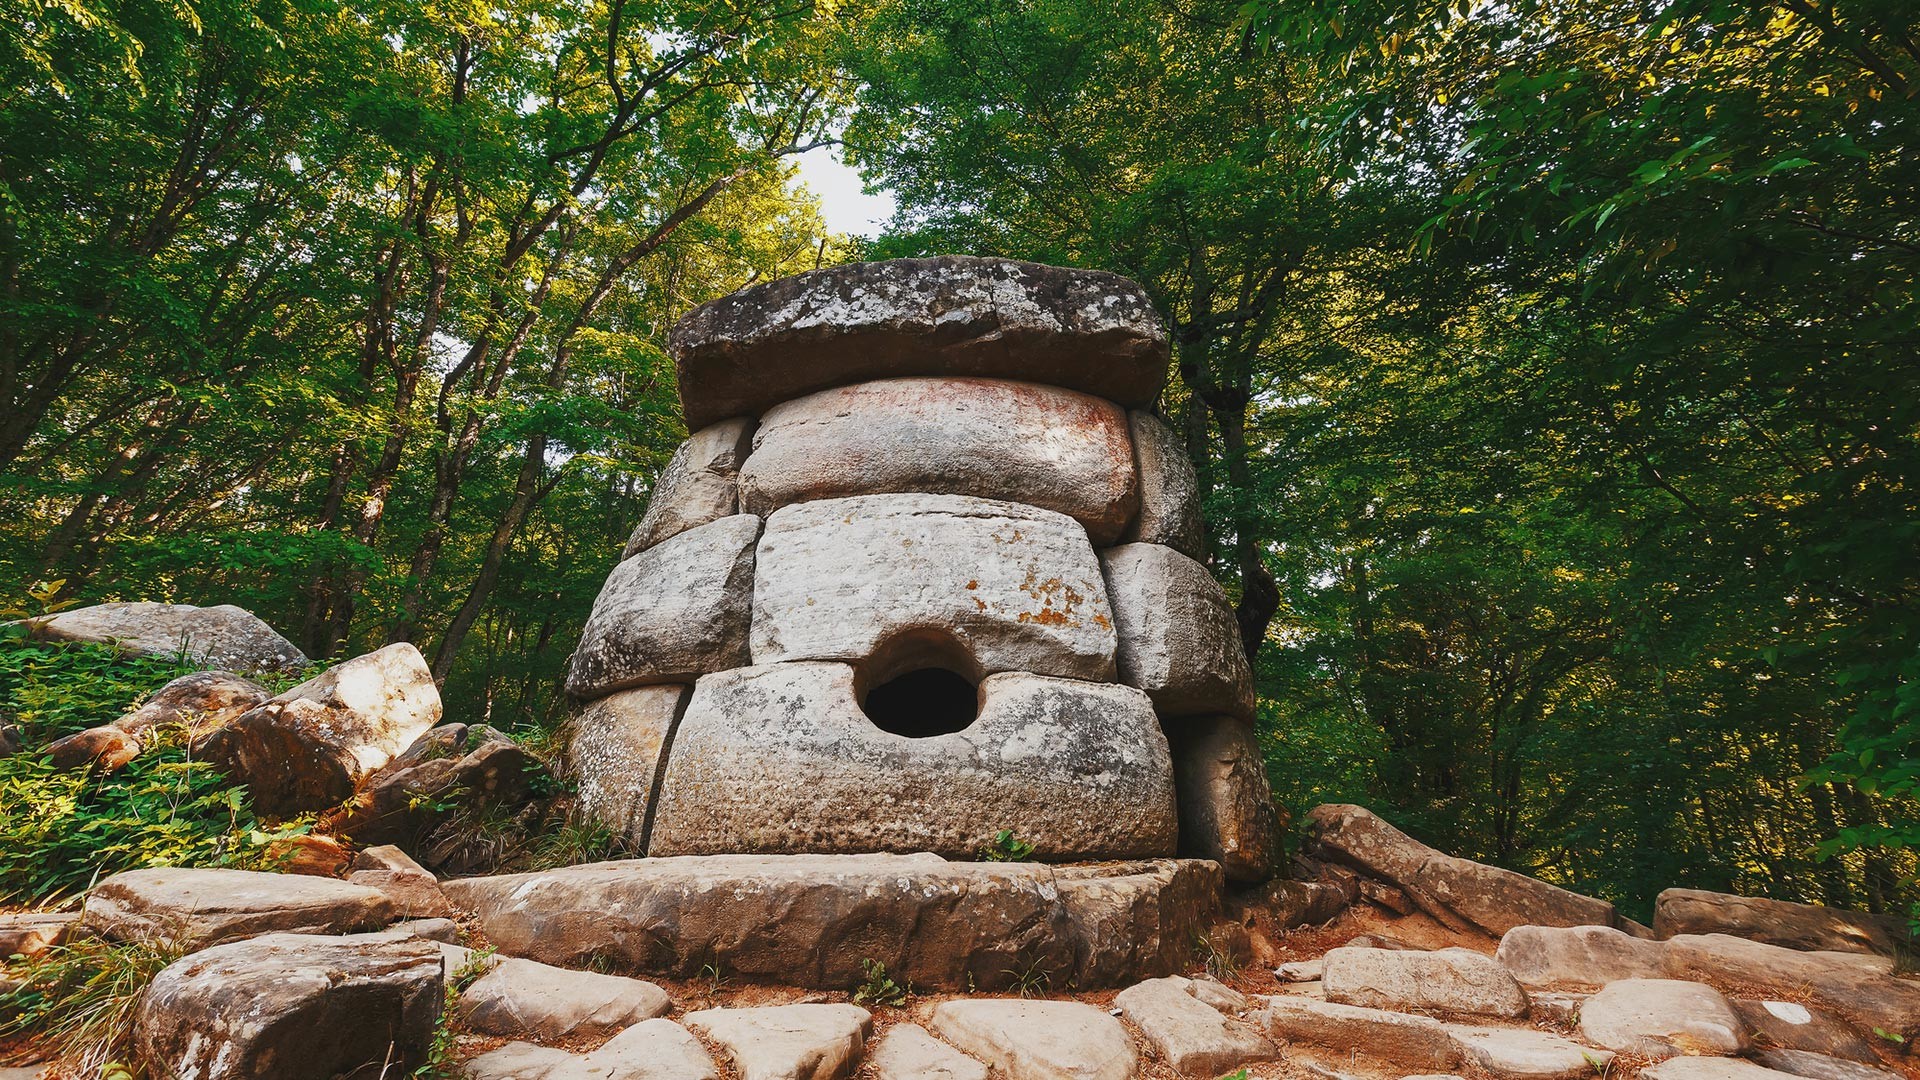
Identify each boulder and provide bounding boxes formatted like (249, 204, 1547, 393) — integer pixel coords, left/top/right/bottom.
(1101, 543, 1254, 719)
(670, 255, 1168, 430)
(1577, 978, 1747, 1060)
(1753, 1050, 1903, 1080)
(567, 684, 689, 848)
(1321, 946, 1529, 1018)
(198, 642, 442, 816)
(345, 860, 453, 921)
(930, 999, 1140, 1080)
(1642, 1061, 1807, 1080)
(1275, 959, 1324, 983)
(683, 1004, 871, 1080)
(1169, 715, 1278, 882)
(463, 1018, 718, 1080)
(1182, 974, 1253, 1014)
(1527, 991, 1588, 1026)
(458, 956, 671, 1039)
(325, 722, 538, 852)
(49, 669, 269, 771)
(82, 867, 394, 949)
(1654, 888, 1907, 958)
(0, 912, 75, 960)
(624, 417, 757, 557)
(267, 832, 353, 876)
(1733, 1000, 1881, 1063)
(1256, 997, 1461, 1070)
(1495, 924, 1668, 989)
(132, 931, 441, 1080)
(1119, 411, 1204, 559)
(750, 494, 1116, 681)
(44, 724, 142, 771)
(1444, 1025, 1614, 1080)
(1113, 976, 1276, 1076)
(1299, 804, 1618, 938)
(868, 1024, 989, 1080)
(567, 515, 759, 699)
(738, 377, 1139, 544)
(648, 663, 1176, 860)
(1663, 933, 1920, 1037)
(439, 853, 1221, 991)
(22, 601, 307, 671)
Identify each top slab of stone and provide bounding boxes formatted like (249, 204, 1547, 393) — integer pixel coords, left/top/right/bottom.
(670, 256, 1169, 430)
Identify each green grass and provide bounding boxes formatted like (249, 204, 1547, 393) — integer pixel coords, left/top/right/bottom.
(0, 932, 190, 1073)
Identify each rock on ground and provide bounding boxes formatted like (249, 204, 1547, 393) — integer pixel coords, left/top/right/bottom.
(647, 663, 1176, 861)
(83, 867, 393, 949)
(1495, 923, 1667, 989)
(1733, 1000, 1881, 1063)
(1654, 888, 1908, 957)
(21, 601, 307, 670)
(567, 684, 688, 849)
(931, 999, 1139, 1080)
(0, 912, 75, 959)
(1101, 543, 1254, 720)
(683, 1003, 871, 1080)
(1114, 976, 1276, 1076)
(1255, 997, 1462, 1071)
(458, 956, 671, 1039)
(1642, 1060, 1807, 1080)
(326, 722, 538, 856)
(1662, 933, 1920, 1037)
(750, 493, 1117, 681)
(132, 931, 441, 1080)
(566, 514, 759, 699)
(463, 1017, 717, 1080)
(47, 669, 270, 772)
(1120, 411, 1204, 558)
(1321, 946, 1529, 1018)
(345, 849, 453, 921)
(1444, 1025, 1614, 1080)
(1168, 715, 1278, 882)
(1753, 1049, 1904, 1080)
(199, 642, 442, 816)
(1577, 978, 1747, 1060)
(867, 1023, 989, 1080)
(670, 255, 1168, 430)
(625, 417, 757, 557)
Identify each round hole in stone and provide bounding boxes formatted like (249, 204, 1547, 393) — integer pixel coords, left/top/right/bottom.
(859, 666, 980, 738)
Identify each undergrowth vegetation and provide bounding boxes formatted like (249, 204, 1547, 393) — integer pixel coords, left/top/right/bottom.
(0, 932, 189, 1074)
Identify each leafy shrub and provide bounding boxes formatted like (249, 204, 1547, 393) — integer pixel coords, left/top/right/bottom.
(978, 829, 1036, 862)
(852, 958, 909, 1007)
(0, 639, 200, 748)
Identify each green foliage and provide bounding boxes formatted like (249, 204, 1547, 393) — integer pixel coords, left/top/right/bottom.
(978, 829, 1036, 863)
(0, 932, 189, 1073)
(412, 947, 496, 1079)
(0, 641, 199, 747)
(851, 958, 909, 1007)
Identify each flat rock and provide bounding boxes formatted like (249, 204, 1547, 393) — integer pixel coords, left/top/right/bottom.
(1577, 978, 1747, 1060)
(1655, 888, 1907, 958)
(439, 853, 1221, 991)
(1733, 1000, 1881, 1063)
(1642, 1060, 1807, 1080)
(1114, 976, 1276, 1076)
(132, 931, 441, 1080)
(739, 376, 1138, 544)
(199, 642, 443, 815)
(1495, 924, 1667, 989)
(83, 867, 393, 948)
(22, 601, 307, 670)
(0, 912, 75, 959)
(648, 663, 1176, 860)
(1120, 411, 1204, 558)
(1275, 959, 1325, 983)
(750, 493, 1116, 681)
(683, 1003, 871, 1080)
(461, 1017, 718, 1080)
(1256, 997, 1461, 1070)
(1663, 933, 1920, 1037)
(567, 515, 759, 699)
(1527, 991, 1587, 1026)
(625, 418, 757, 557)
(867, 1023, 988, 1080)
(671, 256, 1169, 430)
(568, 684, 689, 848)
(1101, 543, 1254, 719)
(1445, 1025, 1614, 1080)
(459, 956, 671, 1039)
(1169, 715, 1278, 882)
(930, 998, 1139, 1080)
(1754, 1049, 1903, 1080)
(1322, 946, 1529, 1017)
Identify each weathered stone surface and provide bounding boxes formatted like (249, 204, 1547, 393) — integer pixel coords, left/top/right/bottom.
(458, 956, 671, 1039)
(684, 1004, 871, 1080)
(439, 854, 1221, 991)
(1114, 976, 1276, 1076)
(1527, 991, 1588, 1027)
(463, 1019, 718, 1080)
(269, 832, 353, 877)
(326, 723, 537, 853)
(931, 999, 1139, 1080)
(199, 642, 442, 815)
(1444, 1025, 1614, 1080)
(751, 494, 1116, 680)
(0, 912, 75, 960)
(1120, 411, 1204, 558)
(45, 724, 142, 771)
(1300, 804, 1619, 938)
(1322, 946, 1529, 1018)
(649, 663, 1175, 860)
(1754, 1050, 1903, 1080)
(1495, 924, 1667, 989)
(1642, 1060, 1807, 1080)
(868, 1024, 989, 1080)
(568, 515, 759, 698)
(1733, 1000, 1881, 1064)
(1101, 543, 1254, 720)
(346, 865, 453, 920)
(739, 377, 1139, 545)
(1664, 933, 1920, 1037)
(568, 684, 688, 848)
(1578, 978, 1747, 1060)
(84, 867, 394, 949)
(1184, 974, 1253, 1015)
(48, 670, 270, 773)
(625, 418, 757, 557)
(132, 931, 441, 1080)
(22, 601, 307, 671)
(1655, 888, 1908, 958)
(1169, 715, 1277, 882)
(1276, 959, 1325, 983)
(671, 256, 1169, 430)
(1256, 998, 1461, 1070)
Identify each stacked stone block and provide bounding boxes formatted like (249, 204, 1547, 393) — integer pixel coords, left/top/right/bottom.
(565, 255, 1278, 881)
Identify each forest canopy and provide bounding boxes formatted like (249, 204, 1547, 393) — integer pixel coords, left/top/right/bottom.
(2, 0, 1915, 919)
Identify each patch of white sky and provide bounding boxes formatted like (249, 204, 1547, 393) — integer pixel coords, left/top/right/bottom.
(791, 143, 897, 238)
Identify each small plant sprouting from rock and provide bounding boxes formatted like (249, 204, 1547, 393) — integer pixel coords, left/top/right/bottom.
(1001, 955, 1052, 998)
(979, 829, 1036, 862)
(852, 958, 909, 1007)
(1193, 931, 1240, 982)
(411, 947, 495, 1079)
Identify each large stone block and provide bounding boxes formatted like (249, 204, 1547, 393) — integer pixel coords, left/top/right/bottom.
(623, 417, 756, 558)
(671, 256, 1169, 430)
(82, 867, 395, 949)
(21, 601, 307, 671)
(750, 494, 1116, 681)
(568, 684, 689, 848)
(567, 514, 759, 699)
(1101, 543, 1253, 719)
(738, 377, 1139, 545)
(1120, 411, 1204, 558)
(1169, 716, 1278, 882)
(1654, 887, 1907, 958)
(648, 662, 1176, 860)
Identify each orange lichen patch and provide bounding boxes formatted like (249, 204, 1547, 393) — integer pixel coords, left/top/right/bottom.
(965, 580, 979, 590)
(1018, 608, 1076, 627)
(1092, 613, 1111, 629)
